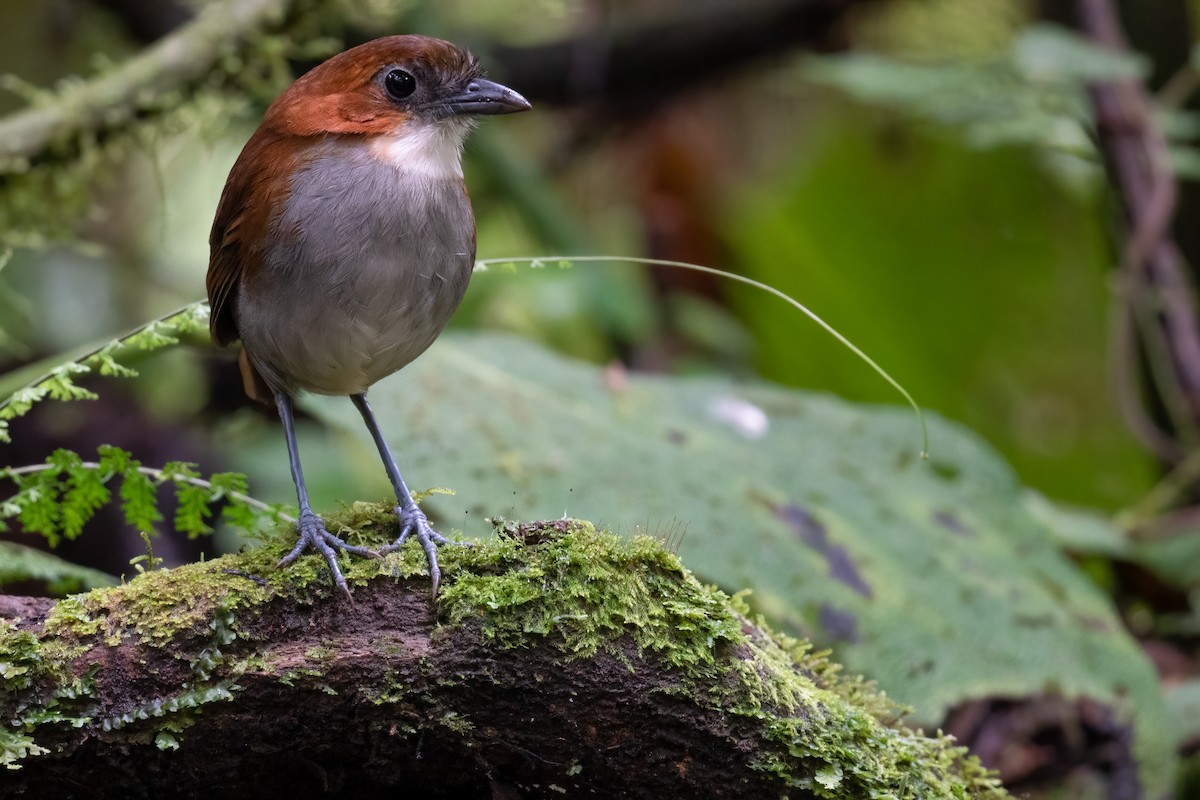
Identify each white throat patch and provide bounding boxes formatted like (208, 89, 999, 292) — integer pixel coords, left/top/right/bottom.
(370, 120, 470, 180)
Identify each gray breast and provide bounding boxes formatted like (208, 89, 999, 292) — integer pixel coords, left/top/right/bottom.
(237, 144, 476, 396)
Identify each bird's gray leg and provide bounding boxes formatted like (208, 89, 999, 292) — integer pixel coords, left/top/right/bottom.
(350, 391, 465, 596)
(274, 390, 376, 600)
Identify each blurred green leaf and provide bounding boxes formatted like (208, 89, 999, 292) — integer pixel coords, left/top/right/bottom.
(1025, 490, 1200, 590)
(1012, 24, 1148, 82)
(1021, 490, 1129, 557)
(1170, 146, 1200, 181)
(0, 540, 115, 592)
(303, 332, 1172, 796)
(1130, 533, 1200, 590)
(725, 119, 1153, 509)
(1165, 679, 1200, 749)
(805, 23, 1146, 156)
(1156, 108, 1200, 140)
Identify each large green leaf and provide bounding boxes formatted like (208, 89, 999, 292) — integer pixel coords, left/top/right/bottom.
(0, 540, 116, 592)
(304, 332, 1171, 794)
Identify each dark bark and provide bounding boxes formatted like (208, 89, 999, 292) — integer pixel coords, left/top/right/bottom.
(3, 585, 770, 799)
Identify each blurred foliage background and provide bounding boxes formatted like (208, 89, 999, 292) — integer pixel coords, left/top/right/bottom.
(3, 0, 1200, 796)
(0, 0, 1167, 512)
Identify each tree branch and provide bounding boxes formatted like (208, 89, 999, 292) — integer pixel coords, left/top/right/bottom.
(1, 510, 1005, 799)
(485, 0, 869, 110)
(0, 0, 294, 167)
(1075, 0, 1200, 460)
(87, 0, 882, 120)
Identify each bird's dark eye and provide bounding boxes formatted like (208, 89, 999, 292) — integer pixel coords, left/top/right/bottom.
(384, 69, 416, 101)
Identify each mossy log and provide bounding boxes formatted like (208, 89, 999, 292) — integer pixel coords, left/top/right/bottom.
(1, 505, 1007, 799)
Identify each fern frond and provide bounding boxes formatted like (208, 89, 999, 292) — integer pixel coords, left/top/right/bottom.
(162, 461, 215, 538)
(0, 302, 209, 443)
(1, 447, 292, 546)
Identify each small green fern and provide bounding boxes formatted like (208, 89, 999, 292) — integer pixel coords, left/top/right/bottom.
(1, 445, 292, 546)
(0, 301, 286, 563)
(0, 302, 209, 444)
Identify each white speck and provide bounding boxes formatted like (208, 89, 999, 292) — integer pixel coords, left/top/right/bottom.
(604, 362, 628, 393)
(708, 396, 769, 439)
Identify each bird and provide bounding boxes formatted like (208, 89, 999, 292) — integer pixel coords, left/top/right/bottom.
(206, 35, 530, 599)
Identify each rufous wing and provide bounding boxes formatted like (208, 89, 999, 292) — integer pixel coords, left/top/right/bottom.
(206, 131, 301, 347)
(207, 131, 305, 403)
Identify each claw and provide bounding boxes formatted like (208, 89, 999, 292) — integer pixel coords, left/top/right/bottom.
(278, 510, 379, 600)
(379, 503, 470, 597)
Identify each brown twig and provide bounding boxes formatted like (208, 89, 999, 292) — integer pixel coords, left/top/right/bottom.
(1107, 276, 1184, 461)
(1076, 0, 1200, 461)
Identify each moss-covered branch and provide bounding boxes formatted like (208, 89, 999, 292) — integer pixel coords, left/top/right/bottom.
(0, 0, 293, 167)
(1, 506, 1006, 799)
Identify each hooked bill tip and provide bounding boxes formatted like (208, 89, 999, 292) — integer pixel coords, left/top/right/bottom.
(436, 78, 531, 116)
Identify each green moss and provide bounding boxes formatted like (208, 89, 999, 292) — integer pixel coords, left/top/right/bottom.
(0, 3, 345, 248)
(432, 518, 1008, 798)
(2, 503, 425, 772)
(5, 574, 254, 769)
(35, 503, 399, 649)
(437, 519, 744, 673)
(0, 624, 44, 691)
(43, 559, 265, 648)
(99, 683, 237, 733)
(361, 667, 410, 706)
(229, 653, 266, 676)
(0, 619, 89, 708)
(1, 728, 49, 770)
(1, 620, 96, 770)
(3, 506, 1008, 794)
(304, 645, 336, 663)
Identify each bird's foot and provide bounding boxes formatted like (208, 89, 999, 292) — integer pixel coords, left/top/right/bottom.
(278, 509, 379, 601)
(379, 503, 472, 596)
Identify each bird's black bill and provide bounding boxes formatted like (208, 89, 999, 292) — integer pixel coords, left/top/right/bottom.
(436, 78, 531, 116)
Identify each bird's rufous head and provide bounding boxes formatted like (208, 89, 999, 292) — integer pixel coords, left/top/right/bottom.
(265, 35, 530, 138)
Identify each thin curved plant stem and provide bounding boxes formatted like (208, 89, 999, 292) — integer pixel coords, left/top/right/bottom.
(476, 255, 930, 458)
